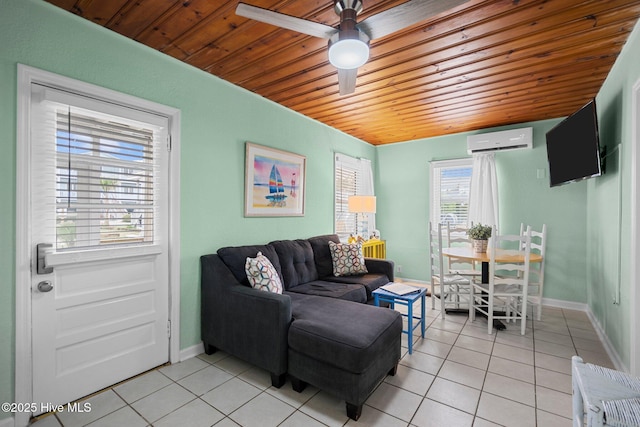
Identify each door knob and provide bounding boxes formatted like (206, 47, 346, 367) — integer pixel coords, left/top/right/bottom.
(37, 280, 53, 292)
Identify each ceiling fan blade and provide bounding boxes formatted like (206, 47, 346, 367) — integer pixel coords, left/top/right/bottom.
(357, 0, 470, 40)
(236, 3, 337, 39)
(337, 68, 358, 96)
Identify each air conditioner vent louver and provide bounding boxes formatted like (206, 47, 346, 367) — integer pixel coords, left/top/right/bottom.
(467, 127, 533, 154)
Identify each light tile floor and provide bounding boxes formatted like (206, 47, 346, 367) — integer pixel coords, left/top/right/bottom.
(32, 302, 613, 427)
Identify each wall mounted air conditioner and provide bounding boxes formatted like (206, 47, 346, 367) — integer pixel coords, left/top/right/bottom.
(467, 127, 533, 154)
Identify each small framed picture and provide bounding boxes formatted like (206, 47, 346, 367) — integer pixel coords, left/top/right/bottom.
(244, 142, 306, 217)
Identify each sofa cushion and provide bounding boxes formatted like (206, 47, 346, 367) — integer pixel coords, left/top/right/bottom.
(308, 234, 341, 278)
(218, 245, 281, 287)
(245, 252, 283, 294)
(269, 239, 318, 290)
(286, 280, 367, 303)
(329, 241, 368, 276)
(288, 296, 402, 373)
(323, 273, 389, 300)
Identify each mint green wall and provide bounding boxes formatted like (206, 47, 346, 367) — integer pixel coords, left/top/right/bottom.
(588, 19, 640, 371)
(0, 0, 375, 414)
(376, 121, 589, 303)
(376, 18, 640, 370)
(2, 0, 639, 418)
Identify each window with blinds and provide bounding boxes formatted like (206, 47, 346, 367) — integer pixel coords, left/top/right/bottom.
(30, 83, 166, 252)
(55, 110, 157, 249)
(430, 158, 472, 226)
(334, 153, 358, 238)
(334, 153, 376, 240)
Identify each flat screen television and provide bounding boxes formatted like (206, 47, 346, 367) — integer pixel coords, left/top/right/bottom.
(546, 99, 602, 187)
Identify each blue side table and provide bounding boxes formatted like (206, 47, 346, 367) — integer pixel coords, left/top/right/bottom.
(373, 285, 427, 354)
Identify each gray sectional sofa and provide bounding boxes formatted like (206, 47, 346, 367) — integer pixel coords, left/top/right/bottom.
(200, 234, 402, 420)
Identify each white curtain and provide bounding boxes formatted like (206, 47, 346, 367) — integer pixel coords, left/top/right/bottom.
(468, 153, 499, 232)
(359, 158, 376, 237)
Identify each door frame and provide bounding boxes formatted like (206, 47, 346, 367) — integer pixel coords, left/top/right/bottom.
(15, 64, 181, 427)
(632, 76, 640, 376)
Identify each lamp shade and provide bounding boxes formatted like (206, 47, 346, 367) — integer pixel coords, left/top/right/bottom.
(328, 30, 370, 70)
(348, 195, 376, 213)
(328, 38, 369, 69)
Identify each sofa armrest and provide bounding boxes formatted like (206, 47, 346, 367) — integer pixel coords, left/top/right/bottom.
(364, 258, 395, 282)
(201, 254, 292, 376)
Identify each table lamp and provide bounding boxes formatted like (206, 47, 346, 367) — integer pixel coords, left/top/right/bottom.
(348, 195, 376, 240)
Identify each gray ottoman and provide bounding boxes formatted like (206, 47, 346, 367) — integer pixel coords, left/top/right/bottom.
(287, 296, 402, 420)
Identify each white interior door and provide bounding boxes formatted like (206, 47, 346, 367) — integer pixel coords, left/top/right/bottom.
(28, 82, 171, 412)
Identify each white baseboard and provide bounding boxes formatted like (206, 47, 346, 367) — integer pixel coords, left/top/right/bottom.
(585, 309, 626, 372)
(541, 297, 588, 311)
(396, 277, 430, 286)
(516, 296, 626, 371)
(405, 286, 626, 371)
(543, 297, 625, 372)
(179, 342, 204, 362)
(0, 416, 14, 427)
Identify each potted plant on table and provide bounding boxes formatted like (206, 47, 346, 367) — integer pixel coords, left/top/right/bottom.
(467, 223, 492, 253)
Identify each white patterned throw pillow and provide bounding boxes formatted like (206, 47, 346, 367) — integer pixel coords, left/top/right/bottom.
(328, 241, 368, 277)
(245, 252, 283, 294)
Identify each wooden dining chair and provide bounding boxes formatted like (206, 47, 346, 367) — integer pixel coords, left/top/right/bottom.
(519, 223, 547, 321)
(446, 222, 482, 280)
(470, 226, 532, 335)
(429, 222, 471, 318)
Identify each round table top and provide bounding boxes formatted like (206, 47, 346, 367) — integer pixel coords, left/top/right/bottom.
(442, 246, 543, 263)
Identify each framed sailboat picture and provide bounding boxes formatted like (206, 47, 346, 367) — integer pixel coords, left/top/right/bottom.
(245, 142, 306, 217)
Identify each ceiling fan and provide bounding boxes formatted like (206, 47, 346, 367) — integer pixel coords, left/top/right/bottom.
(236, 0, 470, 95)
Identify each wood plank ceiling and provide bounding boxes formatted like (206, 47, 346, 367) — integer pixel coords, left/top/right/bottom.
(45, 0, 640, 145)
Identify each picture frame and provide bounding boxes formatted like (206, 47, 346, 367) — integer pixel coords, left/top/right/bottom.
(244, 142, 306, 217)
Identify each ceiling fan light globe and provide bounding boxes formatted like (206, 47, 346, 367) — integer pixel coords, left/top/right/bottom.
(329, 39, 369, 69)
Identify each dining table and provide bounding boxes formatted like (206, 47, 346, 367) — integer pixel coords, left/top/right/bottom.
(442, 246, 543, 283)
(441, 246, 543, 329)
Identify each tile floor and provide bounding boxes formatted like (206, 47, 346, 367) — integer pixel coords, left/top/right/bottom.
(32, 301, 613, 427)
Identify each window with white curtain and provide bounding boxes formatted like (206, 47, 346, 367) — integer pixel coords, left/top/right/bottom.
(31, 83, 167, 251)
(429, 158, 473, 226)
(468, 153, 500, 231)
(334, 153, 375, 240)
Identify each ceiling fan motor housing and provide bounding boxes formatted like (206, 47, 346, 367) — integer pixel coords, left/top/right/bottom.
(333, 0, 363, 16)
(329, 0, 370, 69)
(333, 0, 363, 33)
(333, 0, 368, 41)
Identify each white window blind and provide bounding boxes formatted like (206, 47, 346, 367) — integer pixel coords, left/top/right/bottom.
(430, 158, 472, 226)
(335, 154, 358, 238)
(334, 153, 375, 240)
(31, 84, 166, 251)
